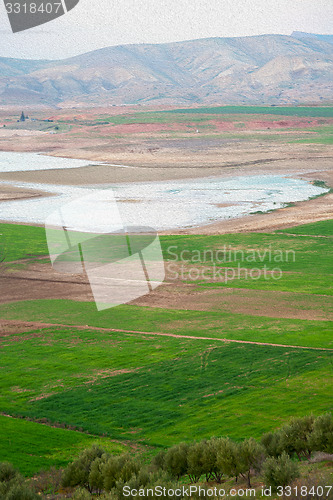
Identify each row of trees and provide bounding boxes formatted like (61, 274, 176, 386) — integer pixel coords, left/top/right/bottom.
(0, 414, 331, 499)
(61, 414, 332, 497)
(154, 414, 332, 487)
(261, 414, 333, 460)
(154, 437, 262, 486)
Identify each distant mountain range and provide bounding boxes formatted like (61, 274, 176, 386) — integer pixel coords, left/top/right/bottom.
(0, 33, 332, 107)
(291, 32, 333, 44)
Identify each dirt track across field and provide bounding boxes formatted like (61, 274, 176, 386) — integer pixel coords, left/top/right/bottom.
(0, 318, 332, 351)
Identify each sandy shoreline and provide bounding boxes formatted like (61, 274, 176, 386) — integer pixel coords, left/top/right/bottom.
(0, 183, 53, 203)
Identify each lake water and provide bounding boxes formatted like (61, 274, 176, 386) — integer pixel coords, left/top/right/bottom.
(0, 151, 102, 172)
(0, 152, 328, 230)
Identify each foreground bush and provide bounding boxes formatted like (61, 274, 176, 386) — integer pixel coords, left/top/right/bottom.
(310, 414, 333, 454)
(62, 445, 106, 493)
(164, 442, 189, 480)
(0, 462, 38, 500)
(261, 414, 333, 460)
(263, 452, 300, 491)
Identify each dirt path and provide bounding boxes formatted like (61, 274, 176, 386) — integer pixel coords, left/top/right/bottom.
(1, 319, 331, 351)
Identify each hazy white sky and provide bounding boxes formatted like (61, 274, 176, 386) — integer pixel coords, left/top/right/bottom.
(0, 0, 333, 60)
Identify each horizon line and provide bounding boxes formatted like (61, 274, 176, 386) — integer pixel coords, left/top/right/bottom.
(1, 31, 333, 62)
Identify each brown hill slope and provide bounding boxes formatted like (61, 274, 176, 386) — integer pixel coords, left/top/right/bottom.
(0, 34, 332, 106)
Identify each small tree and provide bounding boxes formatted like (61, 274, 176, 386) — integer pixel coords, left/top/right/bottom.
(89, 456, 107, 495)
(216, 437, 240, 483)
(102, 456, 122, 491)
(151, 450, 166, 471)
(62, 445, 106, 493)
(187, 441, 207, 483)
(310, 414, 333, 454)
(0, 462, 18, 483)
(102, 454, 140, 492)
(164, 443, 189, 480)
(261, 431, 283, 458)
(5, 483, 39, 500)
(263, 452, 299, 492)
(20, 111, 25, 122)
(0, 462, 38, 500)
(202, 438, 223, 483)
(238, 438, 264, 487)
(281, 416, 315, 460)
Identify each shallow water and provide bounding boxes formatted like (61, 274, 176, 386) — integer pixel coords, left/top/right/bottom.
(0, 151, 101, 172)
(0, 174, 328, 230)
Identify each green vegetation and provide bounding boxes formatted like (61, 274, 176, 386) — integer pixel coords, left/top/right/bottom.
(0, 220, 331, 479)
(1, 222, 332, 295)
(0, 300, 332, 348)
(0, 416, 126, 476)
(165, 106, 333, 118)
(290, 124, 333, 144)
(1, 223, 48, 262)
(262, 452, 300, 492)
(0, 325, 331, 448)
(1, 414, 331, 498)
(279, 219, 333, 237)
(162, 231, 333, 295)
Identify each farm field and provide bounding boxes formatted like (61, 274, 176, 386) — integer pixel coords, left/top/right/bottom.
(0, 105, 332, 482)
(0, 415, 127, 476)
(0, 219, 332, 475)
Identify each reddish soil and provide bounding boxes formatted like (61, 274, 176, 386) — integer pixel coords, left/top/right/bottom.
(100, 123, 191, 134)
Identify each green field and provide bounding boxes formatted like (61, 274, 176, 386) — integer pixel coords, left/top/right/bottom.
(51, 105, 333, 145)
(0, 415, 126, 476)
(280, 219, 333, 236)
(0, 300, 332, 348)
(0, 220, 332, 475)
(0, 329, 331, 449)
(165, 106, 333, 118)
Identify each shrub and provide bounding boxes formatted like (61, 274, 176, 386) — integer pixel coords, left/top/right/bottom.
(31, 466, 62, 494)
(287, 472, 333, 500)
(0, 462, 31, 500)
(263, 452, 300, 492)
(261, 431, 283, 457)
(62, 445, 107, 492)
(280, 416, 315, 460)
(103, 454, 141, 492)
(164, 443, 189, 479)
(310, 414, 333, 454)
(151, 450, 166, 471)
(72, 487, 93, 499)
(5, 483, 39, 500)
(0, 463, 19, 483)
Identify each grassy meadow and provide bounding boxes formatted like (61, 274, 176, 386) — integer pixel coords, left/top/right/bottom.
(0, 219, 332, 475)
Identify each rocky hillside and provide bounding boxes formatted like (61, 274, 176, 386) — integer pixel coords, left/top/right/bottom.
(0, 34, 332, 107)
